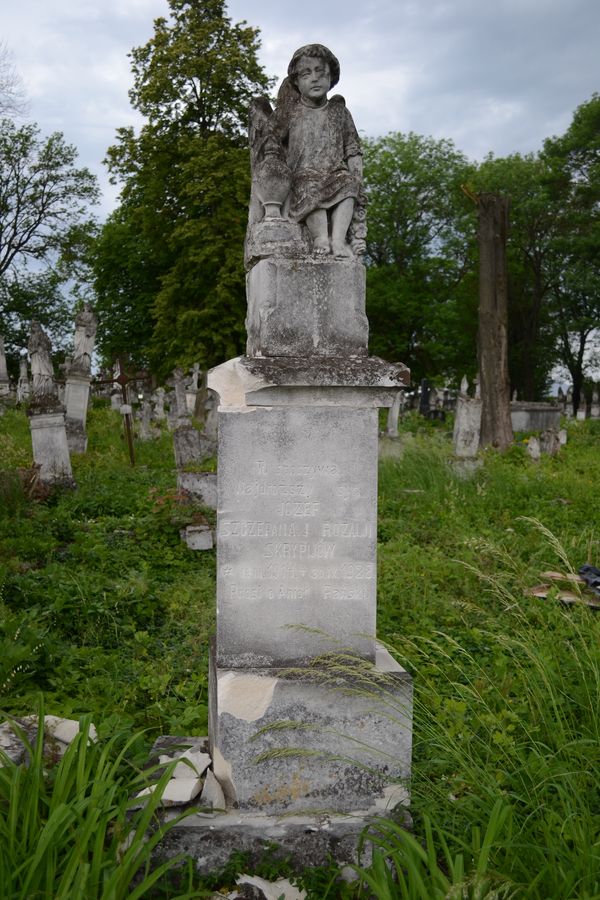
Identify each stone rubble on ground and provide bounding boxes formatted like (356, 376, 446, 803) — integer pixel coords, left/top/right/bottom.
(0, 714, 97, 766)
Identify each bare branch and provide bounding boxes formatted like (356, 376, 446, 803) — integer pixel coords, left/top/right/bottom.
(0, 41, 29, 117)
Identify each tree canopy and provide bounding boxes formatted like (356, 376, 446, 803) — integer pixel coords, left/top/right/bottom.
(93, 0, 272, 375)
(0, 119, 99, 365)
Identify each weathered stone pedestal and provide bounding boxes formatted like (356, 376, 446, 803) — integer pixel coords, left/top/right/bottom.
(205, 354, 412, 826)
(28, 407, 73, 484)
(64, 371, 92, 453)
(246, 257, 368, 358)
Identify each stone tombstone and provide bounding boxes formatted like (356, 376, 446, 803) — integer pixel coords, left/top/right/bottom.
(0, 334, 10, 396)
(527, 436, 541, 461)
(576, 402, 587, 421)
(17, 355, 30, 403)
(591, 388, 600, 419)
(540, 429, 560, 456)
(26, 323, 72, 484)
(152, 387, 166, 421)
(177, 471, 218, 509)
(199, 44, 412, 842)
(138, 396, 156, 441)
(510, 402, 561, 433)
(453, 378, 481, 458)
(386, 388, 403, 437)
(110, 389, 122, 411)
(172, 367, 191, 426)
(566, 387, 574, 418)
(172, 424, 213, 470)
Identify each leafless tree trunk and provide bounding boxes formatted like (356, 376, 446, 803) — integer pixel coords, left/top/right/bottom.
(478, 193, 513, 450)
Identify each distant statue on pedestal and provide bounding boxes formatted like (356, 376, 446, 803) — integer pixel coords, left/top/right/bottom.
(28, 322, 55, 397)
(71, 303, 97, 374)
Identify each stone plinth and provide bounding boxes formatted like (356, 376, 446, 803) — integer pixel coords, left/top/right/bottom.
(246, 257, 368, 358)
(210, 645, 412, 815)
(177, 471, 218, 508)
(206, 354, 412, 819)
(64, 372, 91, 453)
(65, 372, 91, 423)
(245, 218, 308, 270)
(217, 404, 378, 667)
(173, 425, 214, 470)
(210, 356, 409, 670)
(510, 402, 561, 432)
(28, 410, 73, 483)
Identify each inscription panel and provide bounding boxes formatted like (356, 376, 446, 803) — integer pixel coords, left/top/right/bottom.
(217, 406, 378, 667)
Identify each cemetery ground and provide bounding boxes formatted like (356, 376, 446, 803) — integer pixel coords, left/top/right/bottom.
(1, 400, 600, 898)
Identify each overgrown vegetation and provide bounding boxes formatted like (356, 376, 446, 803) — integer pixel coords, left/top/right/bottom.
(1, 405, 599, 896)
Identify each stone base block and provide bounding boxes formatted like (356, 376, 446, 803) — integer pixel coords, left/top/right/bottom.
(66, 419, 88, 454)
(209, 645, 412, 816)
(177, 471, 217, 508)
(510, 402, 561, 432)
(28, 410, 73, 483)
(180, 525, 214, 551)
(153, 808, 389, 876)
(245, 218, 308, 270)
(64, 373, 91, 425)
(217, 404, 379, 667)
(173, 425, 214, 469)
(246, 257, 368, 358)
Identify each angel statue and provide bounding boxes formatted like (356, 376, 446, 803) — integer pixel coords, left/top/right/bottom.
(248, 44, 367, 260)
(71, 303, 98, 374)
(28, 321, 56, 397)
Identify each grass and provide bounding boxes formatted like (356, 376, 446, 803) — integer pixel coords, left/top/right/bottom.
(1, 404, 600, 896)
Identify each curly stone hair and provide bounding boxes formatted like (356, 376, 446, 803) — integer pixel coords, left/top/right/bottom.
(287, 44, 340, 89)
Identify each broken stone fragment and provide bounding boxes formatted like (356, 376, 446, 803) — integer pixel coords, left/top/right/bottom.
(135, 776, 204, 806)
(158, 748, 211, 779)
(199, 768, 226, 810)
(0, 715, 97, 766)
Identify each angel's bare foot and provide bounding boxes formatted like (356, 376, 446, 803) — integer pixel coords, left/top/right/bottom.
(331, 240, 354, 259)
(312, 236, 331, 257)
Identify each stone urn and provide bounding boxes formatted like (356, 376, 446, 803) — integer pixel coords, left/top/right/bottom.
(257, 155, 291, 218)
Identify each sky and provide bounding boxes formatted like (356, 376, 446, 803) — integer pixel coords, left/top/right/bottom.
(3, 0, 600, 220)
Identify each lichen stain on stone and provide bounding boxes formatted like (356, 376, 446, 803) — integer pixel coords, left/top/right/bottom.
(250, 771, 310, 807)
(218, 672, 279, 721)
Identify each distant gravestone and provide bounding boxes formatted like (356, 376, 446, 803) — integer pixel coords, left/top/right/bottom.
(17, 356, 30, 403)
(0, 335, 10, 398)
(385, 389, 403, 437)
(172, 425, 213, 470)
(566, 388, 574, 418)
(540, 429, 560, 456)
(527, 436, 541, 461)
(591, 388, 600, 419)
(26, 323, 73, 484)
(152, 387, 166, 421)
(453, 378, 481, 458)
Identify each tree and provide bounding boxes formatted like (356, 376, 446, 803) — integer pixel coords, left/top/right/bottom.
(362, 132, 476, 383)
(0, 119, 99, 365)
(543, 94, 600, 412)
(97, 0, 272, 375)
(0, 41, 27, 117)
(477, 194, 513, 449)
(474, 153, 562, 399)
